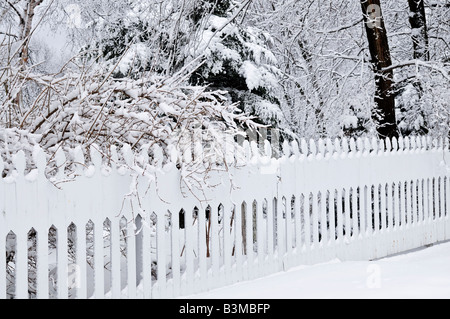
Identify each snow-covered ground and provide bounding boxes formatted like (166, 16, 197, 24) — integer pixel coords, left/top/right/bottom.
(183, 241, 450, 299)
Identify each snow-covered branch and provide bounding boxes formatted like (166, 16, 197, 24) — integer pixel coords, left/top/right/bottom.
(383, 59, 450, 81)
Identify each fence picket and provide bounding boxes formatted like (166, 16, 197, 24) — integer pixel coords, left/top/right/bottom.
(312, 193, 319, 247)
(252, 201, 261, 276)
(439, 177, 446, 241)
(400, 181, 406, 227)
(211, 205, 221, 287)
(352, 187, 359, 237)
(36, 212, 49, 298)
(294, 195, 302, 252)
(266, 198, 275, 273)
(427, 178, 433, 222)
(142, 215, 153, 299)
(57, 223, 69, 299)
(336, 189, 343, 241)
(380, 184, 387, 231)
(285, 196, 293, 266)
(406, 180, 412, 227)
(433, 177, 439, 221)
(223, 204, 233, 284)
(94, 221, 105, 299)
(126, 219, 137, 299)
(234, 204, 243, 283)
(373, 186, 380, 233)
(244, 201, 254, 279)
(15, 231, 28, 299)
(418, 179, 424, 223)
(320, 191, 327, 244)
(328, 191, 336, 243)
(197, 206, 207, 292)
(344, 188, 351, 239)
(277, 197, 286, 269)
(109, 217, 121, 299)
(156, 210, 167, 298)
(387, 183, 394, 230)
(75, 221, 87, 299)
(362, 186, 369, 236)
(413, 180, 418, 224)
(393, 183, 400, 229)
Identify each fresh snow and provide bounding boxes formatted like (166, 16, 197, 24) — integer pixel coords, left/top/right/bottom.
(341, 115, 359, 129)
(183, 241, 450, 299)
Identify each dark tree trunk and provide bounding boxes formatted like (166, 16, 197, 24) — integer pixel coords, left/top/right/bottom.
(11, 0, 45, 118)
(408, 0, 430, 61)
(360, 0, 398, 139)
(408, 0, 430, 135)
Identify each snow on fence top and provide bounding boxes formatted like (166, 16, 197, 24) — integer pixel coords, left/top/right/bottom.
(0, 134, 448, 183)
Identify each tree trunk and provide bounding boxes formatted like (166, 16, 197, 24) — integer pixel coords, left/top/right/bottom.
(19, 0, 44, 65)
(11, 0, 44, 118)
(408, 0, 430, 61)
(407, 0, 430, 135)
(360, 0, 398, 139)
(297, 39, 326, 137)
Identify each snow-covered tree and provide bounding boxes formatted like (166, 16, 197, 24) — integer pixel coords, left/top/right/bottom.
(78, 0, 284, 129)
(360, 0, 397, 139)
(247, 0, 375, 138)
(2, 0, 449, 150)
(186, 0, 283, 128)
(247, 0, 449, 140)
(0, 0, 263, 175)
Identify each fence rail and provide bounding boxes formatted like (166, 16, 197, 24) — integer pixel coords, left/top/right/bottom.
(1, 135, 449, 299)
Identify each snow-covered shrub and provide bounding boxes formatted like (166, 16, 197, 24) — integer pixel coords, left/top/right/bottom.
(0, 54, 260, 176)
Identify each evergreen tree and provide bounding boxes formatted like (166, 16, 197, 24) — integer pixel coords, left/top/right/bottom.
(188, 0, 283, 128)
(82, 0, 283, 129)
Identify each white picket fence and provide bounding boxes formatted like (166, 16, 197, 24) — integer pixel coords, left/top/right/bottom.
(0, 135, 449, 299)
